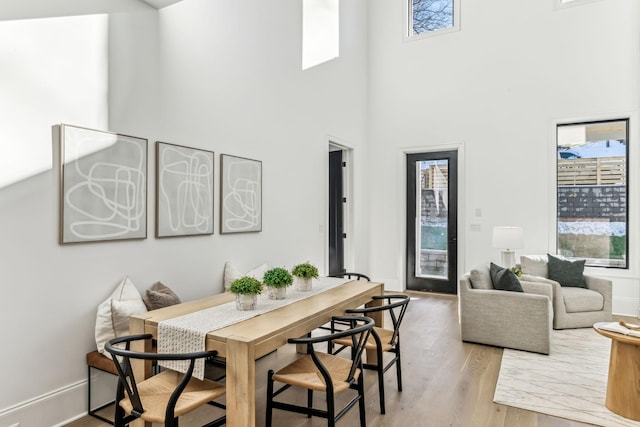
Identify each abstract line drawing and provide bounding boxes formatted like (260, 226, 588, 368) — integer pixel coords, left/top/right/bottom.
(59, 124, 147, 244)
(156, 142, 214, 238)
(220, 154, 262, 234)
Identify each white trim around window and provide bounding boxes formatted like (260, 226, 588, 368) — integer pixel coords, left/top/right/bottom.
(403, 0, 461, 42)
(554, 0, 602, 11)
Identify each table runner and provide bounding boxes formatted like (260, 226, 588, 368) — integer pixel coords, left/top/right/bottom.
(158, 276, 350, 379)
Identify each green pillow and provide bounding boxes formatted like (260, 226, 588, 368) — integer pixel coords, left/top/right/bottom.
(547, 253, 587, 288)
(489, 263, 523, 292)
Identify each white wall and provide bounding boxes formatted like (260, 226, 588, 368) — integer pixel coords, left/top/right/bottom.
(135, 0, 369, 302)
(367, 0, 640, 313)
(2, 0, 640, 424)
(0, 0, 369, 425)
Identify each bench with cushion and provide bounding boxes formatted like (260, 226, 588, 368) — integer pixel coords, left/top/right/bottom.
(87, 350, 117, 425)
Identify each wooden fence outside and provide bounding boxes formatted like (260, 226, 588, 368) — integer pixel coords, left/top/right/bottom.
(421, 165, 449, 189)
(557, 156, 626, 186)
(420, 157, 625, 188)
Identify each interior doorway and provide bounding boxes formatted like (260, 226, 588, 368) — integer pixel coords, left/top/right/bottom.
(328, 145, 347, 275)
(406, 151, 458, 294)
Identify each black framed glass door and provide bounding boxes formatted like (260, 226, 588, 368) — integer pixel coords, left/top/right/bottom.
(406, 151, 458, 294)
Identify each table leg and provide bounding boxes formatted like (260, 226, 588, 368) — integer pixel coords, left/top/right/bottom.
(226, 336, 256, 427)
(605, 340, 640, 421)
(129, 316, 152, 427)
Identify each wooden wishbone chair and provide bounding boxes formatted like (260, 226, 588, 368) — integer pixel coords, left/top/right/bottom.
(266, 315, 374, 427)
(105, 334, 226, 427)
(316, 272, 371, 334)
(330, 294, 410, 414)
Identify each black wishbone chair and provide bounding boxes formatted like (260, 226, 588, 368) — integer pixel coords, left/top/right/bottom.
(330, 294, 410, 414)
(105, 334, 226, 427)
(316, 272, 372, 334)
(328, 272, 371, 281)
(266, 315, 374, 427)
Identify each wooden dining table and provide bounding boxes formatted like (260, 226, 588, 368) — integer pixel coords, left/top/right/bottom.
(129, 279, 384, 427)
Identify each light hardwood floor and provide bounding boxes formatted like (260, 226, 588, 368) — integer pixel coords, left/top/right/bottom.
(68, 292, 626, 427)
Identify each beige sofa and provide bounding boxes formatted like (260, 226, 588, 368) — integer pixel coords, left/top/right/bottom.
(519, 255, 612, 329)
(459, 263, 553, 354)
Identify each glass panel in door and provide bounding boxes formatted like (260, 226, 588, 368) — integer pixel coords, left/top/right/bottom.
(416, 159, 449, 278)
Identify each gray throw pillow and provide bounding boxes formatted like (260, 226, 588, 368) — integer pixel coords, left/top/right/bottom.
(490, 263, 523, 292)
(547, 253, 587, 288)
(143, 282, 182, 310)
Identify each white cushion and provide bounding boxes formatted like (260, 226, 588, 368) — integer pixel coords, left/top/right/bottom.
(469, 263, 493, 290)
(95, 277, 147, 358)
(520, 255, 549, 278)
(562, 287, 604, 313)
(223, 261, 269, 291)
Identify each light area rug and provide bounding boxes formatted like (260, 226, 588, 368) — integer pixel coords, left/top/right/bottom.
(494, 327, 640, 427)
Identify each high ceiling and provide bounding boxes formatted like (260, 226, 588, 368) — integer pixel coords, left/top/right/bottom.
(0, 0, 182, 21)
(140, 0, 182, 9)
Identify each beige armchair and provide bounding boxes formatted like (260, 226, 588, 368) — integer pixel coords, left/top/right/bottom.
(459, 263, 553, 354)
(520, 255, 612, 329)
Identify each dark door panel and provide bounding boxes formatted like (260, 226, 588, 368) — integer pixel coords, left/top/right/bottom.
(406, 151, 458, 294)
(329, 150, 344, 275)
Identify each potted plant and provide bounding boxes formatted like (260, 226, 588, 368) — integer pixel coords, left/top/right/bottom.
(263, 267, 293, 300)
(291, 262, 319, 292)
(229, 276, 263, 310)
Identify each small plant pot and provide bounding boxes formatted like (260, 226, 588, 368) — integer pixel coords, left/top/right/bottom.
(266, 286, 287, 300)
(235, 294, 257, 311)
(295, 277, 312, 292)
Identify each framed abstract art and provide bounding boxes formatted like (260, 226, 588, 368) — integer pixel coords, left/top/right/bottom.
(156, 141, 214, 237)
(59, 124, 148, 244)
(220, 154, 262, 234)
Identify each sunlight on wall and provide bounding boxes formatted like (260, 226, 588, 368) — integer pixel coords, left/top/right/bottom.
(0, 14, 108, 188)
(302, 0, 339, 70)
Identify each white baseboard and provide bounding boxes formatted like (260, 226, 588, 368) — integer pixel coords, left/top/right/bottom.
(613, 296, 639, 318)
(0, 371, 116, 427)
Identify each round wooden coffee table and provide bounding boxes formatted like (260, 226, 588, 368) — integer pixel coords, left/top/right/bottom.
(593, 322, 640, 421)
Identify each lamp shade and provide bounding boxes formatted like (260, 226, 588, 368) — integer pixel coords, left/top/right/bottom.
(492, 226, 524, 250)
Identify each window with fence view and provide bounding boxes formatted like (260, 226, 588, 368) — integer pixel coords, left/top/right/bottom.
(556, 119, 628, 268)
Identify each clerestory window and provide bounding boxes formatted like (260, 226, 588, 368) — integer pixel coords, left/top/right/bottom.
(407, 0, 460, 39)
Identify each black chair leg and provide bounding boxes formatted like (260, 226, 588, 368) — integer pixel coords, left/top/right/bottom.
(114, 404, 126, 427)
(358, 373, 367, 427)
(396, 346, 403, 392)
(266, 370, 274, 427)
(326, 390, 335, 427)
(307, 389, 313, 418)
(114, 379, 128, 427)
(377, 362, 386, 415)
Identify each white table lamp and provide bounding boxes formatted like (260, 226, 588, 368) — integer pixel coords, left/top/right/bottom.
(492, 226, 524, 269)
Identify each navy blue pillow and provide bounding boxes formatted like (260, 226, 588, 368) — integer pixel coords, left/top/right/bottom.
(547, 253, 587, 288)
(489, 262, 523, 292)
